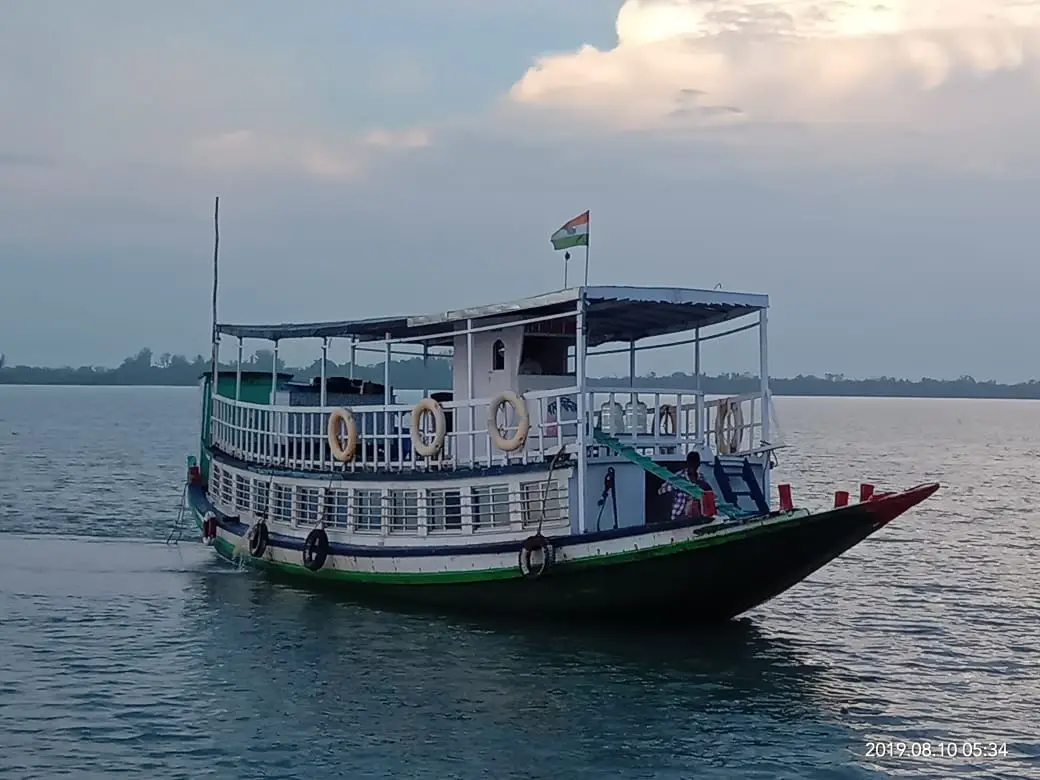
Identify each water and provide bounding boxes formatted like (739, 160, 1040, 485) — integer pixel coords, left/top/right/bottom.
(0, 386, 1037, 779)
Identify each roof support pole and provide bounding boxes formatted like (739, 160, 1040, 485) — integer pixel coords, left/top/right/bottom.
(270, 341, 279, 405)
(320, 338, 328, 407)
(694, 327, 703, 448)
(235, 338, 243, 401)
(575, 296, 588, 535)
(384, 333, 392, 405)
(422, 342, 429, 398)
(759, 309, 771, 504)
(466, 319, 475, 463)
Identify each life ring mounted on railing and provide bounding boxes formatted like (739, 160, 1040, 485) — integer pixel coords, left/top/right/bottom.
(488, 391, 530, 453)
(714, 398, 745, 454)
(410, 397, 446, 458)
(327, 407, 358, 463)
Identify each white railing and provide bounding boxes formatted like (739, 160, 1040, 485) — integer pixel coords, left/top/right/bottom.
(209, 386, 775, 474)
(587, 387, 771, 459)
(208, 460, 571, 537)
(209, 386, 584, 473)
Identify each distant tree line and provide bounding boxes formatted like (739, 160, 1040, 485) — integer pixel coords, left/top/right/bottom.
(2, 348, 1039, 399)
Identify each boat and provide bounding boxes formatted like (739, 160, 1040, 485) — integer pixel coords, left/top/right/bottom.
(184, 283, 940, 623)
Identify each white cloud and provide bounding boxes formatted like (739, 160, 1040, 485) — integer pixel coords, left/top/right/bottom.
(508, 0, 1040, 133)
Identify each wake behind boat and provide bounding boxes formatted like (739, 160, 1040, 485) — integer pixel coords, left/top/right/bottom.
(180, 265, 939, 623)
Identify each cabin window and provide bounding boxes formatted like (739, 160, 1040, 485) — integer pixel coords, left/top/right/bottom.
(271, 484, 293, 523)
(325, 489, 350, 529)
(297, 487, 320, 524)
(234, 474, 250, 512)
(253, 480, 270, 518)
(427, 489, 462, 532)
(519, 335, 571, 375)
(472, 484, 511, 531)
(220, 470, 234, 507)
(521, 479, 566, 528)
(492, 339, 506, 371)
(209, 464, 222, 504)
(355, 489, 382, 532)
(388, 489, 419, 533)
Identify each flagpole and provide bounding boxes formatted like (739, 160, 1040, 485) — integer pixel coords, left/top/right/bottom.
(583, 210, 590, 286)
(564, 252, 570, 288)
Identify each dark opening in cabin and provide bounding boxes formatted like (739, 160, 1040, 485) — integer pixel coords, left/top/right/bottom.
(492, 339, 506, 371)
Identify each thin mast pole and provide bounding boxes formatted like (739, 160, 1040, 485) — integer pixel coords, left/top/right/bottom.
(210, 196, 220, 436)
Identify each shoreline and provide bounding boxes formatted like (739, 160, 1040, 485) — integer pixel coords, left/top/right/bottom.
(2, 378, 1037, 401)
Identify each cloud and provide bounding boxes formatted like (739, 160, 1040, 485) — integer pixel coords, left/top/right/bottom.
(185, 127, 431, 181)
(508, 0, 1040, 134)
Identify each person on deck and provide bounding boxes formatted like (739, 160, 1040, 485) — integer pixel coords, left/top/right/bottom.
(659, 451, 714, 520)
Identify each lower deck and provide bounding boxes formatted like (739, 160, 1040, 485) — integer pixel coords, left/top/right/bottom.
(205, 442, 772, 544)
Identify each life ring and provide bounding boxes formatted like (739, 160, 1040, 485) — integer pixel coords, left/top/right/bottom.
(714, 399, 744, 454)
(518, 533, 554, 579)
(247, 521, 269, 558)
(658, 404, 677, 435)
(303, 527, 329, 571)
(327, 407, 358, 462)
(488, 391, 530, 452)
(201, 512, 218, 545)
(410, 397, 446, 458)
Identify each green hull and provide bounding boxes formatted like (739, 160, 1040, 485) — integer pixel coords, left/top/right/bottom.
(190, 483, 938, 624)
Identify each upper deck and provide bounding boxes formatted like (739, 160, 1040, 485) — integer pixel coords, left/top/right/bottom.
(205, 284, 777, 481)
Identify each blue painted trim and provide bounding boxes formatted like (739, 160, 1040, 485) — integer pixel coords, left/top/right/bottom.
(207, 446, 565, 483)
(189, 483, 746, 559)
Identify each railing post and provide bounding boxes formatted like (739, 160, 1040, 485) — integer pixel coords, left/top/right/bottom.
(575, 296, 588, 535)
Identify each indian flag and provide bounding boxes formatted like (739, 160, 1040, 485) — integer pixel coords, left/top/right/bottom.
(550, 210, 589, 250)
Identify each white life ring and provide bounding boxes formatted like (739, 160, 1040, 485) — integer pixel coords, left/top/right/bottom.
(327, 407, 358, 462)
(714, 399, 744, 454)
(410, 397, 446, 458)
(488, 391, 530, 452)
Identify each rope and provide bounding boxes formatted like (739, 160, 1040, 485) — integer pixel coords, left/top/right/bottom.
(535, 446, 570, 536)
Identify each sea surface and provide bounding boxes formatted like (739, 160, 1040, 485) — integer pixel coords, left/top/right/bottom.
(0, 386, 1037, 779)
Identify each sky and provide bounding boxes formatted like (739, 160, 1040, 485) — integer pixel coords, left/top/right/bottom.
(2, 0, 1040, 382)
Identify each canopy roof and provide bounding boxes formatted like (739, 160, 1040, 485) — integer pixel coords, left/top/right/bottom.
(217, 285, 767, 348)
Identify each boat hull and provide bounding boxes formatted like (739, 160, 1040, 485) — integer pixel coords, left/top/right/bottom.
(187, 481, 938, 624)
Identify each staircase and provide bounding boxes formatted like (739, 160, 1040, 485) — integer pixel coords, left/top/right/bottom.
(591, 429, 749, 520)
